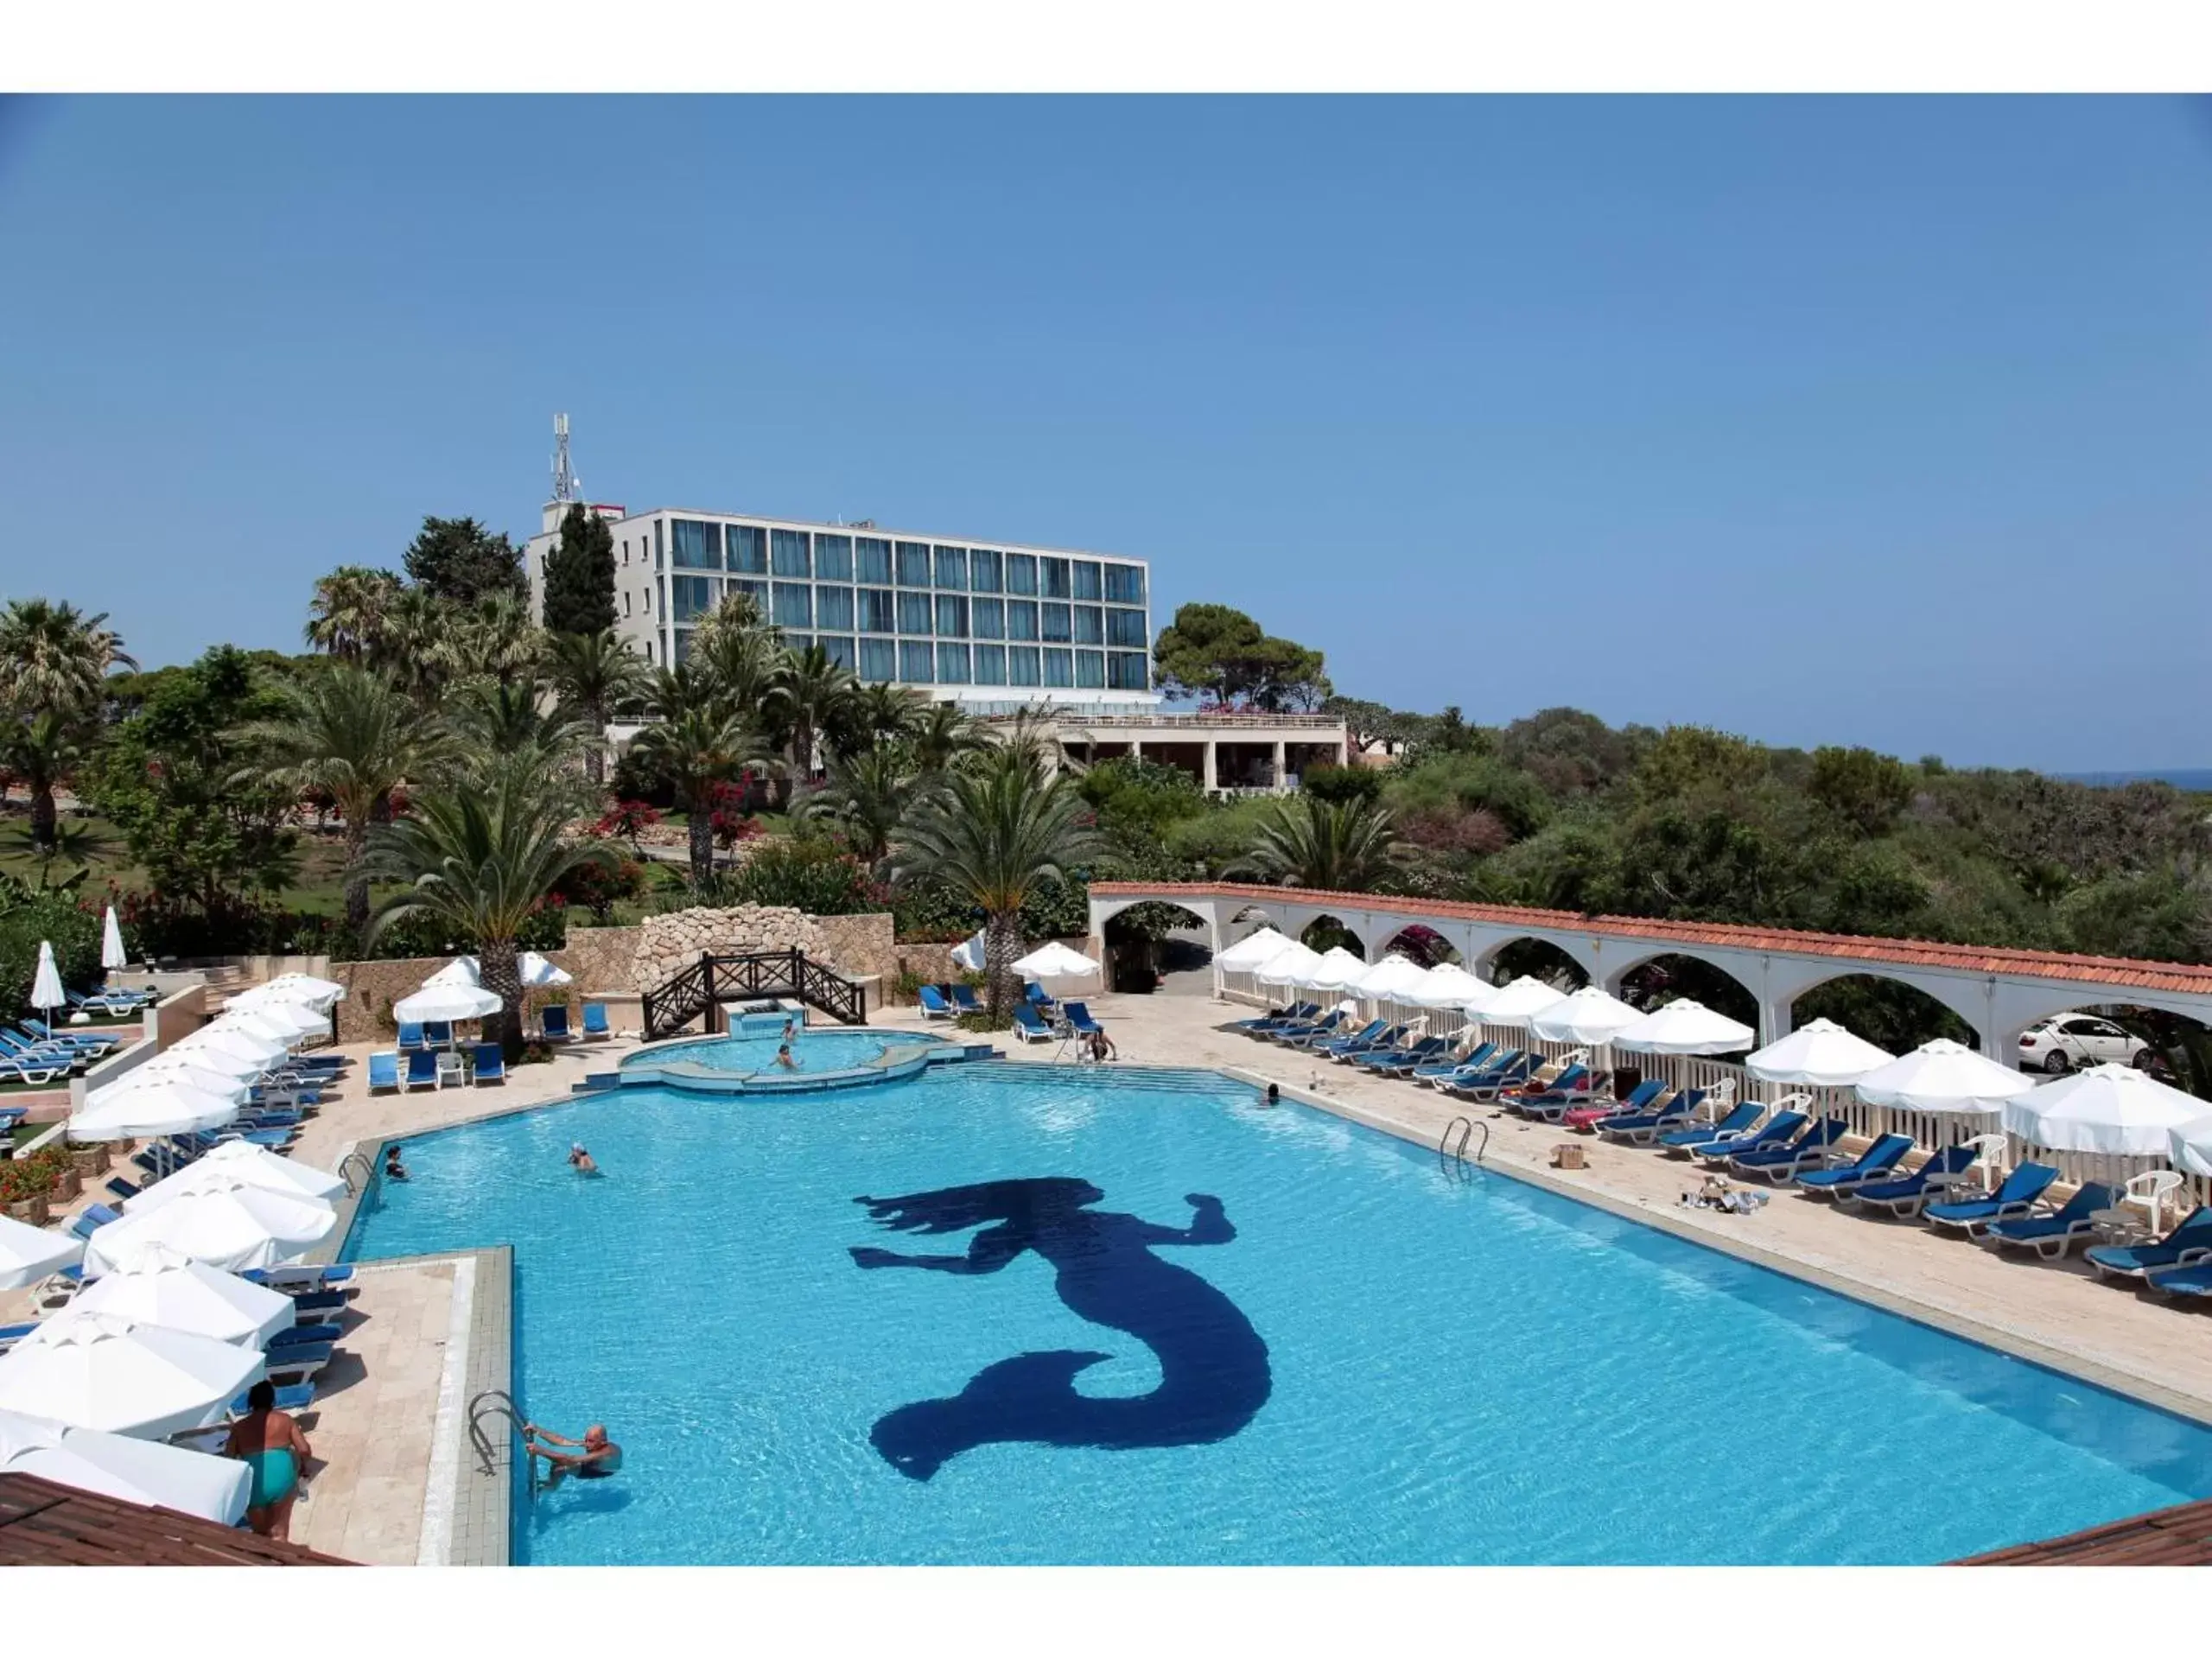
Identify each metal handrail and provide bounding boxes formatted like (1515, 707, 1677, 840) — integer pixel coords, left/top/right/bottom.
(467, 1388, 534, 1492)
(337, 1150, 375, 1197)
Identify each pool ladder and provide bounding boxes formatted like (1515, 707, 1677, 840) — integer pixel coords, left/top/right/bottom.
(338, 1151, 376, 1196)
(467, 1388, 538, 1496)
(1440, 1115, 1488, 1172)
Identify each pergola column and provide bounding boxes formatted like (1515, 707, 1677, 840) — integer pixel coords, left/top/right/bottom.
(1272, 741, 1287, 790)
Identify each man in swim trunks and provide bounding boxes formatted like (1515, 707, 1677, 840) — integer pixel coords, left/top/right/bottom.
(569, 1142, 597, 1174)
(225, 1378, 312, 1539)
(775, 1042, 800, 1070)
(524, 1421, 622, 1489)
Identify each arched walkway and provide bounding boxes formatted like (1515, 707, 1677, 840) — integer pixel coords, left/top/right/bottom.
(1478, 936, 1590, 989)
(1299, 915, 1365, 957)
(1376, 925, 1459, 968)
(1613, 951, 1759, 1033)
(1790, 974, 1978, 1053)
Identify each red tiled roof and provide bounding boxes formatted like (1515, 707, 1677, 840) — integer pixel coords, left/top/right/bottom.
(1088, 881, 2212, 997)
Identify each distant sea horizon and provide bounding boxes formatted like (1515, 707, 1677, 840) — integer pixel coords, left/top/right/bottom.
(2056, 768, 2212, 792)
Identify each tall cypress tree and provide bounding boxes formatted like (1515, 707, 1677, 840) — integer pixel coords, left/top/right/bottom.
(541, 503, 617, 634)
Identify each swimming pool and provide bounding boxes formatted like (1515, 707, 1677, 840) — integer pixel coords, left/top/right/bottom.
(344, 1063, 2212, 1565)
(626, 1027, 897, 1077)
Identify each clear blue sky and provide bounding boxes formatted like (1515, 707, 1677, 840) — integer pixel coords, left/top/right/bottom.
(3, 95, 2208, 771)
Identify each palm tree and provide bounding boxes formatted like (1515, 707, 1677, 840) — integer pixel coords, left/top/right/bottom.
(769, 644, 859, 789)
(912, 700, 991, 773)
(854, 682, 928, 751)
(629, 703, 779, 888)
(692, 594, 789, 717)
(372, 586, 453, 707)
(432, 589, 543, 688)
(364, 765, 613, 1059)
(1232, 794, 1402, 892)
(0, 710, 84, 853)
(893, 746, 1101, 1016)
(442, 677, 588, 772)
(546, 629, 649, 786)
(802, 747, 925, 874)
(231, 665, 448, 932)
(304, 567, 404, 663)
(0, 599, 136, 715)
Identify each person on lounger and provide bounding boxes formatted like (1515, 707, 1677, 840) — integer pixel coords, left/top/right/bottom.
(523, 1421, 621, 1489)
(383, 1144, 409, 1182)
(568, 1142, 598, 1175)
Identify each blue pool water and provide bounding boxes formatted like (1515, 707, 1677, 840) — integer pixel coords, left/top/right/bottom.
(344, 1064, 2212, 1565)
(628, 1027, 897, 1077)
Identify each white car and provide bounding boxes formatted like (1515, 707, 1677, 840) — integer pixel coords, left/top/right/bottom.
(2017, 1014, 2150, 1075)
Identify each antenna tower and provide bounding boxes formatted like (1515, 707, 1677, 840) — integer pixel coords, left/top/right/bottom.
(550, 412, 580, 505)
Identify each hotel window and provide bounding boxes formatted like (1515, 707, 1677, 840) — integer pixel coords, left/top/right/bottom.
(622, 591, 631, 616)
(1106, 607, 1147, 647)
(1039, 602, 1071, 643)
(856, 537, 893, 585)
(896, 540, 931, 587)
(899, 641, 935, 682)
(935, 643, 970, 683)
(772, 582, 813, 630)
(897, 591, 934, 635)
(859, 588, 896, 634)
(1042, 648, 1074, 688)
(934, 594, 969, 637)
(816, 586, 855, 632)
(1007, 645, 1042, 687)
(1103, 563, 1146, 604)
(814, 534, 854, 582)
(727, 525, 767, 575)
(671, 575, 715, 621)
(1076, 650, 1106, 689)
(971, 597, 1005, 639)
(671, 518, 721, 569)
(969, 549, 1001, 592)
(784, 634, 811, 654)
(972, 643, 1007, 684)
(1040, 557, 1071, 599)
(728, 578, 768, 611)
(1072, 560, 1102, 601)
(1004, 552, 1038, 594)
(1006, 599, 1039, 641)
(933, 545, 968, 589)
(654, 519, 664, 563)
(819, 636, 856, 671)
(672, 629, 693, 664)
(621, 539, 630, 566)
(771, 530, 810, 578)
(1108, 651, 1148, 690)
(1072, 605, 1104, 645)
(858, 637, 896, 682)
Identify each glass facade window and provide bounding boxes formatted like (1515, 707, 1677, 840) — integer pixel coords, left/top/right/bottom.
(772, 582, 813, 630)
(933, 545, 968, 589)
(856, 537, 893, 585)
(671, 628, 692, 664)
(729, 578, 768, 610)
(1042, 647, 1074, 688)
(972, 643, 1007, 684)
(1006, 600, 1039, 641)
(1040, 557, 1072, 599)
(1106, 607, 1147, 647)
(815, 534, 855, 582)
(816, 586, 855, 632)
(1076, 649, 1106, 688)
(1039, 602, 1072, 643)
(654, 519, 664, 564)
(896, 541, 931, 587)
(770, 530, 810, 578)
(1072, 605, 1104, 645)
(1004, 552, 1038, 594)
(859, 637, 896, 682)
(819, 636, 855, 671)
(671, 575, 716, 621)
(969, 549, 1001, 592)
(897, 591, 934, 635)
(934, 594, 969, 637)
(727, 524, 767, 574)
(1108, 651, 1148, 690)
(1008, 645, 1042, 686)
(671, 518, 721, 569)
(970, 597, 1005, 639)
(899, 641, 935, 682)
(1072, 560, 1103, 601)
(784, 633, 811, 654)
(860, 588, 896, 633)
(935, 643, 970, 683)
(1103, 563, 1146, 604)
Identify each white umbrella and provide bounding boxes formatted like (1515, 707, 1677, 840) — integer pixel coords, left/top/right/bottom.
(175, 1025, 287, 1070)
(518, 951, 572, 988)
(1351, 955, 1432, 1001)
(206, 1010, 303, 1051)
(1251, 940, 1322, 988)
(72, 1242, 296, 1347)
(948, 931, 988, 973)
(100, 907, 129, 973)
(0, 1311, 264, 1438)
(391, 982, 503, 1024)
(2003, 1064, 2209, 1158)
(1853, 1039, 2036, 1118)
(423, 957, 480, 989)
(243, 974, 344, 1010)
(83, 1175, 335, 1276)
(1294, 946, 1370, 992)
(2168, 1117, 2212, 1180)
(91, 1057, 250, 1105)
(0, 1407, 251, 1525)
(1408, 963, 1492, 1010)
(30, 940, 66, 1021)
(1528, 985, 1644, 1046)
(0, 1214, 83, 1292)
(126, 1140, 346, 1211)
(1745, 1017, 1897, 1087)
(1615, 997, 1756, 1056)
(1476, 976, 1572, 1028)
(67, 1083, 239, 1144)
(1012, 942, 1101, 979)
(226, 1000, 327, 1043)
(1215, 927, 1290, 972)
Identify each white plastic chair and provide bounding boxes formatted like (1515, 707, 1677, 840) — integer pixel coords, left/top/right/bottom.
(2120, 1170, 2183, 1233)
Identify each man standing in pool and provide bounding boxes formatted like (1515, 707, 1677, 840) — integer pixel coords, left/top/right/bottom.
(524, 1422, 622, 1490)
(775, 1041, 801, 1070)
(568, 1142, 598, 1175)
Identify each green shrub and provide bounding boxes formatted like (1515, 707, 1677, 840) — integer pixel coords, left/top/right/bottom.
(0, 893, 100, 1028)
(1300, 762, 1384, 805)
(727, 838, 886, 916)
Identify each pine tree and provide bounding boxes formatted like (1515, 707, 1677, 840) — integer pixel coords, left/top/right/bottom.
(541, 504, 617, 634)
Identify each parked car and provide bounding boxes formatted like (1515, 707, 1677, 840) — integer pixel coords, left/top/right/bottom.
(2017, 1014, 2151, 1074)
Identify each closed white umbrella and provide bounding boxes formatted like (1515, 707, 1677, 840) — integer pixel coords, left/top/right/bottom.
(83, 1174, 335, 1276)
(1615, 998, 1756, 1056)
(1853, 1039, 2036, 1118)
(1215, 927, 1290, 971)
(100, 907, 129, 973)
(0, 1214, 83, 1292)
(1528, 985, 1644, 1046)
(2003, 1064, 2209, 1158)
(175, 1025, 287, 1070)
(91, 1057, 249, 1106)
(1408, 963, 1491, 1010)
(391, 983, 503, 1024)
(0, 1311, 264, 1437)
(125, 1140, 346, 1211)
(2168, 1117, 2212, 1179)
(1294, 946, 1369, 993)
(1477, 976, 1572, 1029)
(1012, 942, 1101, 979)
(0, 1407, 251, 1525)
(72, 1242, 296, 1347)
(68, 1083, 240, 1143)
(1745, 1018, 1896, 1087)
(30, 940, 66, 1022)
(1351, 954, 1431, 1001)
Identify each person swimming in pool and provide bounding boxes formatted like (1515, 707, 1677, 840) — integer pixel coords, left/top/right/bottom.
(383, 1143, 410, 1181)
(782, 1017, 798, 1043)
(524, 1421, 621, 1490)
(568, 1142, 598, 1175)
(225, 1378, 312, 1539)
(775, 1042, 800, 1070)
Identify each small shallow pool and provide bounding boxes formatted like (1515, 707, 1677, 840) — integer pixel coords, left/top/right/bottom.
(626, 1027, 898, 1078)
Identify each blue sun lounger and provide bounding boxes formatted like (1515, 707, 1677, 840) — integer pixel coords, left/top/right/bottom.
(582, 1003, 611, 1039)
(950, 984, 984, 1015)
(916, 986, 954, 1020)
(1013, 1002, 1055, 1043)
(1357, 1035, 1447, 1074)
(1440, 1052, 1538, 1102)
(230, 1382, 315, 1419)
(22, 1020, 118, 1058)
(367, 1052, 400, 1093)
(2086, 1205, 2212, 1281)
(422, 1020, 454, 1049)
(403, 1049, 440, 1090)
(1729, 1117, 1847, 1184)
(1273, 1012, 1351, 1047)
(0, 1057, 62, 1087)
(1923, 1162, 2060, 1237)
(539, 1005, 574, 1042)
(1598, 1087, 1709, 1146)
(473, 1043, 506, 1084)
(1984, 1183, 2117, 1260)
(1515, 1066, 1601, 1122)
(1413, 1041, 1499, 1084)
(1656, 1098, 1760, 1153)
(1846, 1143, 1980, 1217)
(1794, 1133, 1916, 1198)
(1062, 1003, 1104, 1038)
(1233, 1001, 1314, 1035)
(396, 1020, 428, 1052)
(2147, 1259, 2212, 1298)
(1689, 1110, 1808, 1164)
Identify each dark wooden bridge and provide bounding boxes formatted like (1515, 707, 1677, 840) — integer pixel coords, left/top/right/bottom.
(639, 948, 868, 1040)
